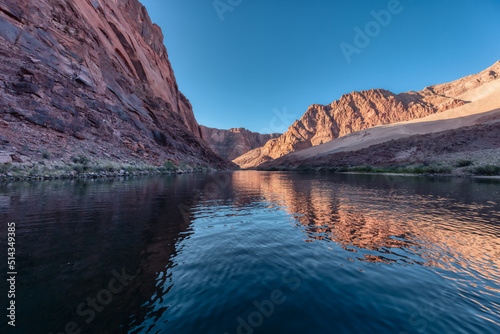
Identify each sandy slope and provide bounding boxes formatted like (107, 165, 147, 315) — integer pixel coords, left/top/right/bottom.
(286, 79, 500, 161)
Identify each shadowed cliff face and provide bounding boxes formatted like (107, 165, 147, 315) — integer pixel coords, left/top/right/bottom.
(234, 62, 499, 169)
(0, 0, 230, 168)
(199, 126, 281, 161)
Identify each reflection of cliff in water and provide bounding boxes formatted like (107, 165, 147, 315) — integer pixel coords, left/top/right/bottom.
(0, 175, 214, 333)
(231, 171, 500, 276)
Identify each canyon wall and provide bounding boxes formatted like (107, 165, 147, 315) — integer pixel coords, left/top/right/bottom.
(200, 126, 280, 161)
(0, 0, 229, 167)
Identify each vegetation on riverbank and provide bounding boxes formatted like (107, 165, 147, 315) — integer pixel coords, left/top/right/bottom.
(262, 161, 500, 177)
(3, 154, 500, 181)
(0, 154, 214, 182)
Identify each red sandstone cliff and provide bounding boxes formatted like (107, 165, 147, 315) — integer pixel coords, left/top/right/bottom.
(200, 126, 280, 161)
(0, 0, 229, 167)
(234, 62, 499, 169)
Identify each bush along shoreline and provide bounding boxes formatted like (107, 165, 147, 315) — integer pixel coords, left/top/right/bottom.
(3, 156, 500, 181)
(261, 161, 500, 177)
(0, 155, 217, 182)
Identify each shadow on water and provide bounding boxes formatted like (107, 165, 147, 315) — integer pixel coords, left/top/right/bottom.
(1, 172, 499, 333)
(0, 174, 229, 333)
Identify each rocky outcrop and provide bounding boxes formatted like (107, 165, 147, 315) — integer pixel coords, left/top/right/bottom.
(261, 120, 500, 171)
(0, 0, 230, 168)
(200, 126, 280, 160)
(234, 61, 499, 169)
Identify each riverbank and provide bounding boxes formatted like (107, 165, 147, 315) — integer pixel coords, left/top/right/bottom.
(4, 159, 500, 182)
(340, 172, 500, 179)
(260, 162, 500, 177)
(0, 157, 219, 182)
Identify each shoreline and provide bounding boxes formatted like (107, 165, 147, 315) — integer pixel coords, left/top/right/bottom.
(339, 171, 500, 179)
(0, 169, 198, 182)
(0, 159, 225, 183)
(3, 166, 500, 182)
(258, 162, 500, 178)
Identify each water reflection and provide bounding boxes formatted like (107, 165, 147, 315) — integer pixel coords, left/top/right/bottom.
(232, 171, 500, 265)
(0, 176, 215, 333)
(231, 171, 500, 327)
(1, 172, 499, 333)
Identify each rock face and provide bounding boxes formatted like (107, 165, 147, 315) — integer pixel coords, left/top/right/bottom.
(0, 0, 230, 168)
(262, 120, 500, 171)
(234, 62, 499, 169)
(200, 126, 280, 161)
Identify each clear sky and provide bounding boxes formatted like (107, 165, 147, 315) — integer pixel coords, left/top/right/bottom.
(139, 0, 500, 134)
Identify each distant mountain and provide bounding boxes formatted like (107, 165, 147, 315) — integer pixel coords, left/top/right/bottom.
(200, 126, 280, 161)
(260, 61, 500, 172)
(0, 0, 230, 168)
(234, 61, 499, 169)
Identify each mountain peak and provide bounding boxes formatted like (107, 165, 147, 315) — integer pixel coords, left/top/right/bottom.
(234, 60, 500, 169)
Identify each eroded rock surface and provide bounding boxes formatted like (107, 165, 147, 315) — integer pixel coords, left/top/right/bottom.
(200, 126, 280, 161)
(0, 0, 230, 168)
(234, 62, 499, 169)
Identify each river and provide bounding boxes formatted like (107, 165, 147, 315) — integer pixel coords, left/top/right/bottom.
(1, 171, 499, 333)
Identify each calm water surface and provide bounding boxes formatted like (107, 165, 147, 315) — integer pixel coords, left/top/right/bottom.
(1, 171, 500, 333)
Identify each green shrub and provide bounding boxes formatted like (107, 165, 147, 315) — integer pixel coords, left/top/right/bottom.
(423, 166, 452, 174)
(41, 149, 51, 160)
(194, 165, 210, 172)
(74, 165, 87, 174)
(355, 164, 453, 175)
(104, 164, 116, 172)
(473, 165, 500, 176)
(0, 164, 12, 174)
(163, 161, 178, 172)
(349, 166, 374, 173)
(124, 166, 135, 173)
(411, 166, 426, 174)
(455, 159, 473, 167)
(94, 164, 116, 173)
(71, 154, 90, 165)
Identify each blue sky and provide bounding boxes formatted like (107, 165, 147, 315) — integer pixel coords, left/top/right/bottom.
(140, 0, 500, 133)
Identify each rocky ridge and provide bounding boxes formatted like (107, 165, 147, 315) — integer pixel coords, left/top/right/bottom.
(261, 120, 500, 174)
(234, 61, 499, 169)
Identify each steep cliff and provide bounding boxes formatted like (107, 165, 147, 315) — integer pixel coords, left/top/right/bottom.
(234, 61, 499, 169)
(0, 0, 229, 168)
(200, 126, 280, 161)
